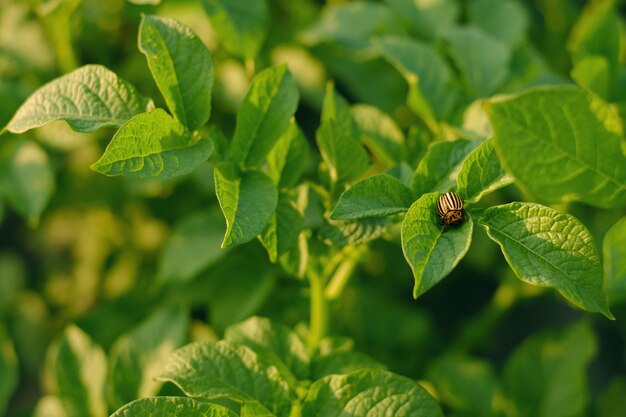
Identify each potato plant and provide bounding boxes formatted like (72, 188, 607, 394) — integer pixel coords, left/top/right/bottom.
(1, 0, 626, 416)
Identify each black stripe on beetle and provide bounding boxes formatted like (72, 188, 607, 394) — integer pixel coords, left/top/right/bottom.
(437, 192, 465, 227)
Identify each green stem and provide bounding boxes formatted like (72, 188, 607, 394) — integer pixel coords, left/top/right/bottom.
(307, 270, 327, 353)
(324, 246, 363, 300)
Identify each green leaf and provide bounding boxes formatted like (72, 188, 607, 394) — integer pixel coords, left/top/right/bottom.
(331, 174, 415, 220)
(107, 307, 188, 409)
(6, 65, 153, 133)
(320, 217, 390, 247)
(206, 253, 276, 332)
(503, 320, 597, 417)
(0, 337, 18, 415)
(159, 341, 293, 417)
(386, 0, 458, 40)
(444, 26, 511, 97)
(301, 369, 444, 417)
(412, 139, 477, 196)
(110, 397, 238, 417)
(139, 15, 214, 132)
(316, 118, 369, 187)
(427, 354, 504, 417)
(475, 202, 612, 318)
(603, 216, 626, 303)
(201, 0, 268, 59)
(46, 325, 107, 417)
(91, 109, 213, 179)
(0, 139, 55, 223)
(157, 208, 227, 284)
(229, 65, 299, 167)
(321, 81, 351, 124)
(260, 193, 304, 263)
(241, 401, 276, 417)
(301, 2, 396, 49)
(225, 316, 310, 382)
(486, 86, 626, 208)
(402, 193, 473, 298)
(352, 104, 407, 166)
(266, 121, 309, 189)
(570, 55, 610, 99)
(568, 0, 620, 77)
(456, 137, 513, 203)
(376, 35, 455, 121)
(310, 351, 386, 381)
(214, 163, 278, 247)
(467, 0, 528, 47)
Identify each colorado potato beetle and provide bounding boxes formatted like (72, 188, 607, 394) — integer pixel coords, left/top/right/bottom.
(437, 192, 465, 227)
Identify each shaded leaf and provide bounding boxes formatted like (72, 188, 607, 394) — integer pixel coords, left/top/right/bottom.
(603, 216, 626, 303)
(266, 122, 309, 189)
(319, 217, 390, 247)
(260, 193, 304, 262)
(201, 0, 268, 59)
(468, 0, 528, 47)
(352, 104, 407, 166)
(110, 396, 237, 417)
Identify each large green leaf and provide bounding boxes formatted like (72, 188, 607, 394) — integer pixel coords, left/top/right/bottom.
(6, 65, 152, 133)
(412, 139, 477, 195)
(331, 174, 415, 220)
(46, 325, 107, 417)
(110, 397, 237, 417)
(386, 0, 458, 40)
(225, 317, 310, 382)
(301, 369, 444, 417)
(310, 351, 386, 381)
(456, 137, 513, 203)
(0, 336, 18, 415)
(603, 216, 626, 303)
(0, 139, 55, 223)
(201, 0, 268, 59)
(157, 208, 227, 284)
(229, 65, 299, 167)
(376, 35, 455, 121)
(444, 26, 511, 97)
(214, 163, 278, 247)
(107, 308, 188, 409)
(427, 354, 504, 417)
(259, 193, 304, 263)
(352, 104, 407, 166)
(139, 15, 214, 132)
(467, 0, 528, 47)
(475, 202, 612, 318)
(486, 87, 626, 208)
(503, 320, 597, 417)
(91, 109, 213, 179)
(266, 121, 309, 189)
(402, 193, 473, 298)
(159, 341, 293, 416)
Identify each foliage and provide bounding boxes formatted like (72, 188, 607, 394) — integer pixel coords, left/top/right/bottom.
(1, 0, 626, 416)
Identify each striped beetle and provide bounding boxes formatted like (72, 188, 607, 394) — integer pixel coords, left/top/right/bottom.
(437, 192, 465, 227)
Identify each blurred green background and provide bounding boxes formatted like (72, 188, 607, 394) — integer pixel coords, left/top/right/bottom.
(1, 0, 626, 416)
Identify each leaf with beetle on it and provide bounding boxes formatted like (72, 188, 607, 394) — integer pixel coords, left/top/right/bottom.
(475, 202, 613, 319)
(402, 193, 473, 298)
(5, 65, 153, 134)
